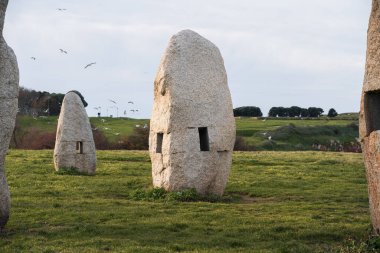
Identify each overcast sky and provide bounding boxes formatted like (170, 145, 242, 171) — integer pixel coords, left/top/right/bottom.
(4, 0, 371, 118)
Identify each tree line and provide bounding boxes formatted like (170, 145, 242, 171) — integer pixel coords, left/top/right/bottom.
(18, 87, 87, 116)
(234, 106, 338, 118)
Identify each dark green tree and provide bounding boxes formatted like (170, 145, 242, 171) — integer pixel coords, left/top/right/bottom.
(277, 107, 288, 117)
(307, 107, 324, 117)
(327, 108, 338, 118)
(268, 107, 279, 117)
(233, 106, 263, 117)
(288, 106, 302, 117)
(300, 108, 309, 117)
(48, 93, 65, 116)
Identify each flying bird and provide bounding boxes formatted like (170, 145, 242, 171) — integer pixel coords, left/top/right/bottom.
(130, 110, 135, 112)
(109, 99, 117, 104)
(84, 62, 96, 69)
(128, 101, 134, 104)
(57, 8, 67, 11)
(59, 49, 68, 54)
(30, 57, 36, 60)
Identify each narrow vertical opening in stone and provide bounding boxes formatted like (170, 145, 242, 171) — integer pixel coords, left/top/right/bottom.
(198, 127, 209, 151)
(156, 133, 163, 153)
(76, 141, 83, 154)
(364, 91, 380, 135)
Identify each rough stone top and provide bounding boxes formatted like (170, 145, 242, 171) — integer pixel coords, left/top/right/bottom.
(0, 0, 18, 99)
(155, 29, 229, 102)
(363, 0, 380, 92)
(153, 29, 233, 129)
(56, 91, 93, 142)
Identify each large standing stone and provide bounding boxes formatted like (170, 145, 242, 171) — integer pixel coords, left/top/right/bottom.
(149, 30, 236, 196)
(0, 0, 18, 230)
(54, 91, 96, 175)
(360, 0, 380, 234)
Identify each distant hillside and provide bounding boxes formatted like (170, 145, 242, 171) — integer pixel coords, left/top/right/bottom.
(10, 115, 360, 152)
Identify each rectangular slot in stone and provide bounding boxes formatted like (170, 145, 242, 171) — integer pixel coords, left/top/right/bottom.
(156, 133, 164, 153)
(198, 127, 210, 151)
(365, 91, 380, 135)
(76, 141, 83, 154)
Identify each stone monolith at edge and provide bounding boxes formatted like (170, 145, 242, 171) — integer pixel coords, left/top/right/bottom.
(360, 0, 380, 234)
(0, 0, 19, 230)
(149, 30, 236, 196)
(54, 91, 96, 175)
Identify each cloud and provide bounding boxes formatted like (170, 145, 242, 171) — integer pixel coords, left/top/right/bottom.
(3, 0, 371, 117)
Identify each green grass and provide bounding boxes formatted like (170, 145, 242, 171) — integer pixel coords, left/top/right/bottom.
(0, 150, 373, 252)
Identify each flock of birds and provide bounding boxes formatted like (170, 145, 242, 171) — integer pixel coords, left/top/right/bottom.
(30, 7, 139, 117)
(30, 8, 96, 69)
(31, 48, 96, 69)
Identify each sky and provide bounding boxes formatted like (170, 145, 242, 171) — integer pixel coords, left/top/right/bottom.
(4, 0, 372, 118)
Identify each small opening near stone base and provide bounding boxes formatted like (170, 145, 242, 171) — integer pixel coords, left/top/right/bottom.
(364, 91, 380, 135)
(76, 141, 83, 154)
(156, 133, 163, 153)
(198, 127, 210, 151)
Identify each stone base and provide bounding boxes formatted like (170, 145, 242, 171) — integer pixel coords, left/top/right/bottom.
(0, 169, 10, 230)
(363, 131, 380, 234)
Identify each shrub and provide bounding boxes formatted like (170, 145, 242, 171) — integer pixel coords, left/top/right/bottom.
(118, 126, 149, 150)
(92, 126, 110, 150)
(234, 136, 255, 151)
(14, 128, 56, 149)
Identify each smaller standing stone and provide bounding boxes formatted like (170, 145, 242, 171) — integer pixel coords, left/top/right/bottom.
(54, 91, 96, 175)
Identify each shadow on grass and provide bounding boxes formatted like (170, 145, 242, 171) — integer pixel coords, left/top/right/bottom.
(130, 188, 238, 203)
(55, 167, 94, 176)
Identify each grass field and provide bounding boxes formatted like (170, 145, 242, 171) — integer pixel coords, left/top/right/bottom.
(14, 116, 359, 151)
(0, 150, 375, 252)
